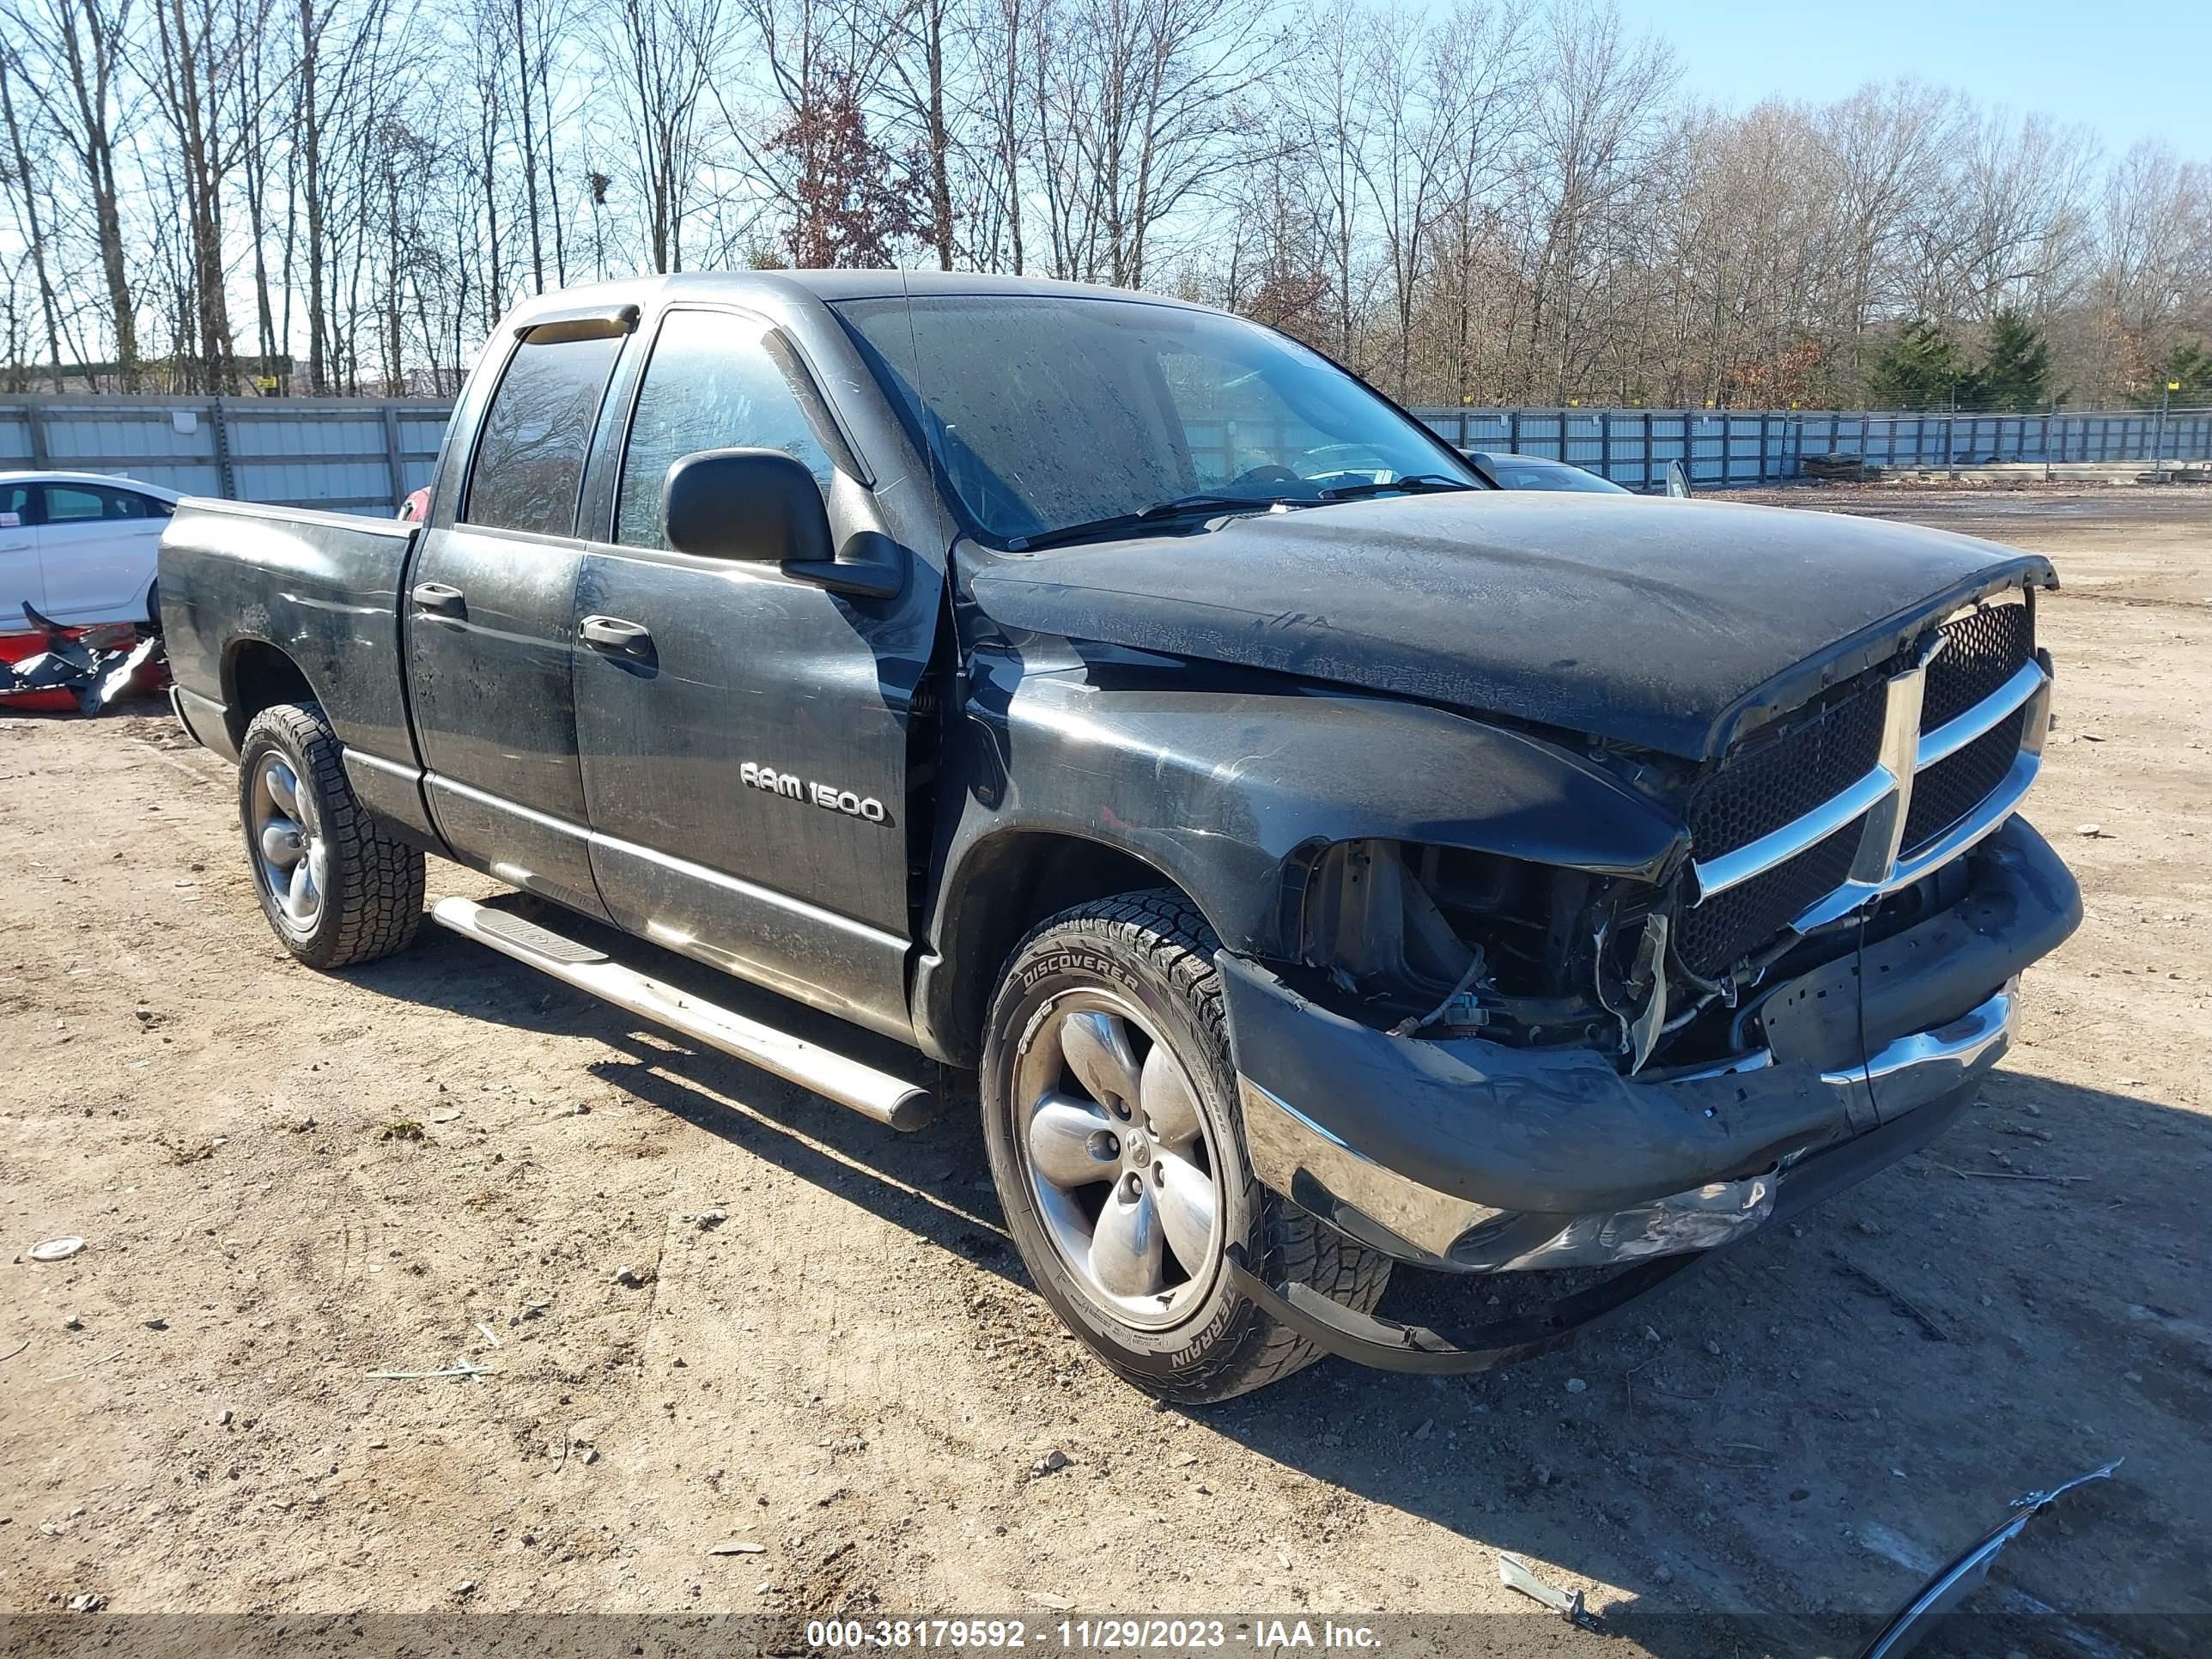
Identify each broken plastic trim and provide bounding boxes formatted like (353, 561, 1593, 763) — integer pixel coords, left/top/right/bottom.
(1856, 1458, 2123, 1659)
(1497, 1553, 1607, 1633)
(1224, 1243, 1699, 1374)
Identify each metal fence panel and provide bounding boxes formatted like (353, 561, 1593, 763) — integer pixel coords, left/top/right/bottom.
(1407, 404, 2212, 488)
(3, 394, 2207, 507)
(0, 396, 449, 514)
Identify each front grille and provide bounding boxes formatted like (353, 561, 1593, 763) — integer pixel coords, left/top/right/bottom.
(1687, 678, 1887, 859)
(1922, 599, 2032, 732)
(1678, 817, 1866, 977)
(1680, 682, 1886, 976)
(1679, 588, 2038, 978)
(1903, 706, 2027, 854)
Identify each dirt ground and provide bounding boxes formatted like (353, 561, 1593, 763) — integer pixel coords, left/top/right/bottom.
(3, 483, 2209, 1656)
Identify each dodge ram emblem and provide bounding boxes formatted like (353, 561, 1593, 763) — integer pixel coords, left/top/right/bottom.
(740, 761, 890, 824)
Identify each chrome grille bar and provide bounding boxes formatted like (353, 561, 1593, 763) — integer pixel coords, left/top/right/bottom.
(1793, 676, 2049, 932)
(1691, 624, 2051, 933)
(1689, 761, 1898, 902)
(1916, 656, 2045, 768)
(1847, 639, 1936, 884)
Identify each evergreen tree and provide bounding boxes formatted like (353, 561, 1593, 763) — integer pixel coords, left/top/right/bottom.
(1981, 309, 2054, 411)
(2130, 343, 2212, 407)
(1865, 319, 1984, 410)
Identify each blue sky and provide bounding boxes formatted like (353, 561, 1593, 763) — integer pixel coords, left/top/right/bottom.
(1610, 0, 2211, 157)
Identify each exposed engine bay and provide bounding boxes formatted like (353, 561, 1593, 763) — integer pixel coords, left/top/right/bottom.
(1286, 833, 1975, 1079)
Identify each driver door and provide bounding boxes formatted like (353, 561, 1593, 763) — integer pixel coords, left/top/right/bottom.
(570, 304, 939, 1041)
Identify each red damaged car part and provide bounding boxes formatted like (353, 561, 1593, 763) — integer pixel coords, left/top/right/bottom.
(0, 604, 169, 714)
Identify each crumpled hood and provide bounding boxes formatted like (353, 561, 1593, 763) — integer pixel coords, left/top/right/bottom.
(964, 492, 2053, 759)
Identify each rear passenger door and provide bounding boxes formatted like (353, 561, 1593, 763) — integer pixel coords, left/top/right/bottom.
(35, 483, 163, 620)
(570, 304, 937, 1040)
(404, 319, 629, 920)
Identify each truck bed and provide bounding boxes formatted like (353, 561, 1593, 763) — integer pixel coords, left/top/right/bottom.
(159, 497, 419, 768)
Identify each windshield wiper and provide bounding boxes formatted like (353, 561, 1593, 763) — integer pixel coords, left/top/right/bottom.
(1316, 473, 1476, 501)
(1007, 493, 1297, 551)
(1006, 475, 1473, 550)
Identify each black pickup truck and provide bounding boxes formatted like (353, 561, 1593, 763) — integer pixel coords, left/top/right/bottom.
(160, 273, 2081, 1401)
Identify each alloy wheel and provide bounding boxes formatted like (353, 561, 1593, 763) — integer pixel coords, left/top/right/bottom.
(249, 753, 325, 933)
(1010, 989, 1224, 1330)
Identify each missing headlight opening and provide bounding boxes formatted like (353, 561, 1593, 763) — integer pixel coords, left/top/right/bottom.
(1290, 836, 1893, 1075)
(1295, 839, 1660, 1061)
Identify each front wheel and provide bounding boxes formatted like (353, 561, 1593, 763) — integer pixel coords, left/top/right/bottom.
(981, 890, 1390, 1402)
(238, 702, 424, 969)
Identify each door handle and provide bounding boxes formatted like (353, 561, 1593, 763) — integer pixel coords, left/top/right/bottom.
(580, 615, 653, 655)
(410, 581, 466, 617)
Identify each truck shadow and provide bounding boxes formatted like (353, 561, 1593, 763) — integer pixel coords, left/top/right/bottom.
(343, 920, 2198, 1656)
(1182, 1059, 2199, 1657)
(342, 900, 1027, 1283)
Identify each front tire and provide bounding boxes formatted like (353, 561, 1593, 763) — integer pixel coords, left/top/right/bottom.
(238, 702, 424, 969)
(981, 890, 1390, 1403)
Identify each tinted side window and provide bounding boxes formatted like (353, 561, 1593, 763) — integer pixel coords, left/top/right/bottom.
(0, 483, 29, 526)
(43, 485, 107, 523)
(614, 310, 835, 551)
(465, 332, 625, 535)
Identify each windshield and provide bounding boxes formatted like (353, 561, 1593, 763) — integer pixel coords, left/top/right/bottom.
(1482, 457, 1627, 494)
(833, 294, 1476, 544)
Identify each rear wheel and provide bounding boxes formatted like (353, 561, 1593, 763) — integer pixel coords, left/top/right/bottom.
(981, 890, 1390, 1402)
(239, 702, 423, 969)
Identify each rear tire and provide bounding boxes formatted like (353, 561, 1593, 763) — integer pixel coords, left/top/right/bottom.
(238, 702, 423, 969)
(981, 889, 1390, 1403)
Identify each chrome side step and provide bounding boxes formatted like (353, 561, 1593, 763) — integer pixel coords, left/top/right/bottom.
(430, 896, 936, 1131)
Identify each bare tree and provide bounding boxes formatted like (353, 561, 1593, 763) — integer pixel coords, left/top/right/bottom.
(1358, 6, 1459, 398)
(1513, 2, 1677, 401)
(1031, 0, 1273, 287)
(1425, 0, 1526, 405)
(609, 0, 726, 271)
(4, 0, 139, 383)
(139, 0, 271, 388)
(966, 0, 1029, 270)
(0, 0, 2204, 407)
(2095, 141, 2212, 391)
(0, 48, 76, 384)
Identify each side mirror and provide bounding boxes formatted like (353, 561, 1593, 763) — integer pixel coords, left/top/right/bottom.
(664, 447, 833, 565)
(1664, 459, 1693, 498)
(662, 447, 903, 598)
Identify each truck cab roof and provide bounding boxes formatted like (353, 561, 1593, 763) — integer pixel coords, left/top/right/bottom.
(502, 269, 1225, 321)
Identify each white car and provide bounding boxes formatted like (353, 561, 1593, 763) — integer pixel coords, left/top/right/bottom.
(0, 471, 180, 633)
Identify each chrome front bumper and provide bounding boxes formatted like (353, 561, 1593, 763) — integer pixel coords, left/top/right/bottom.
(1223, 817, 2079, 1277)
(1240, 983, 2014, 1272)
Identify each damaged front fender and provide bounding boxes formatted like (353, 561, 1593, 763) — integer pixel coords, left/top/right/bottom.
(939, 650, 1687, 963)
